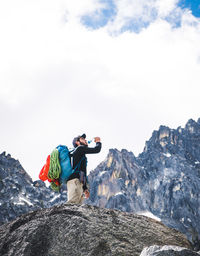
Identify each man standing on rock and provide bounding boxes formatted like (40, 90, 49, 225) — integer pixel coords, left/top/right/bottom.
(67, 134, 102, 204)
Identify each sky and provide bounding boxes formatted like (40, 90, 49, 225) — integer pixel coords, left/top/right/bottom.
(0, 0, 200, 181)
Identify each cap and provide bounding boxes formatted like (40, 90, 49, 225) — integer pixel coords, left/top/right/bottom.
(72, 133, 86, 148)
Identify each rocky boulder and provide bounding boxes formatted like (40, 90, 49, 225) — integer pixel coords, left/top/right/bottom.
(0, 204, 193, 256)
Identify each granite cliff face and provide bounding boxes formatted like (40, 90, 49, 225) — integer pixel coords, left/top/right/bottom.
(0, 152, 67, 225)
(87, 118, 200, 249)
(0, 204, 194, 256)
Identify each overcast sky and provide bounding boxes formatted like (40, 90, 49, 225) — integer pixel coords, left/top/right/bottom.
(0, 0, 200, 181)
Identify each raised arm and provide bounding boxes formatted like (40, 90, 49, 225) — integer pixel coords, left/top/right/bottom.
(83, 137, 102, 154)
(83, 142, 102, 154)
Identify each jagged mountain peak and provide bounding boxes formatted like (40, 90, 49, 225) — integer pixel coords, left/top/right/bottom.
(140, 118, 200, 164)
(0, 152, 68, 225)
(185, 118, 200, 133)
(87, 118, 200, 248)
(108, 148, 136, 158)
(0, 151, 32, 184)
(89, 148, 137, 177)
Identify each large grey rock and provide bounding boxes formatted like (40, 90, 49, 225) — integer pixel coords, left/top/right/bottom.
(140, 245, 200, 256)
(0, 204, 192, 256)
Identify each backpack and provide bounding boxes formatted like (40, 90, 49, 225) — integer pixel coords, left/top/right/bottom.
(39, 145, 85, 192)
(57, 145, 86, 183)
(56, 145, 73, 183)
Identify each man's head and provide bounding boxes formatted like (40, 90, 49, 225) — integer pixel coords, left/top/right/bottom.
(72, 133, 88, 148)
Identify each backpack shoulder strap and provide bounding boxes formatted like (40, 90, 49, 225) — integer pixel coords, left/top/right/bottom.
(73, 156, 86, 172)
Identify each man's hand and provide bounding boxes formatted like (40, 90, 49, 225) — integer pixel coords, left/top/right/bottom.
(94, 137, 101, 143)
(84, 189, 90, 199)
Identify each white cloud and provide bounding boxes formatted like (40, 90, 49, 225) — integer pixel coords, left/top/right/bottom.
(103, 0, 183, 33)
(0, 0, 200, 181)
(156, 0, 178, 17)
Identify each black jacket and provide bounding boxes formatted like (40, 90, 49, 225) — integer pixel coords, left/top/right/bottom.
(68, 142, 102, 191)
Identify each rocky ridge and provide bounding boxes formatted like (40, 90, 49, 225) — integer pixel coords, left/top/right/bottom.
(87, 118, 200, 249)
(0, 204, 194, 256)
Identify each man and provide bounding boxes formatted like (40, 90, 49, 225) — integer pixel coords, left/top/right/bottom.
(67, 133, 102, 204)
